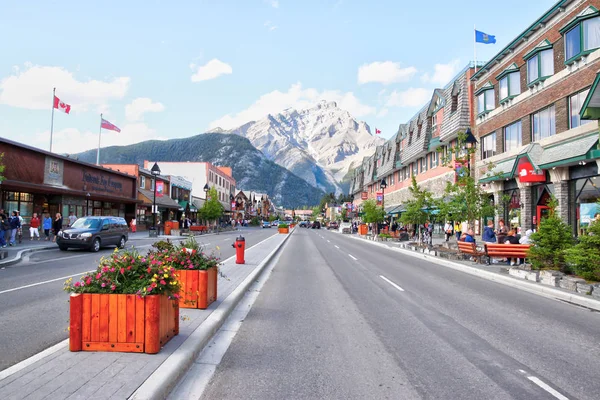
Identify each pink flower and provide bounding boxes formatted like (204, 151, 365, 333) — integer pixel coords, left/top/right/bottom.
(101, 283, 106, 288)
(86, 279, 92, 285)
(111, 284, 116, 291)
(74, 282, 81, 287)
(160, 280, 166, 285)
(96, 273, 102, 279)
(141, 258, 146, 262)
(147, 286, 153, 292)
(110, 267, 115, 272)
(120, 268, 125, 274)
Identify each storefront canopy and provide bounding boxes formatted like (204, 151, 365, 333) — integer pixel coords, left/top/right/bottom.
(537, 132, 599, 169)
(385, 205, 401, 215)
(138, 189, 180, 209)
(581, 72, 600, 120)
(178, 200, 197, 212)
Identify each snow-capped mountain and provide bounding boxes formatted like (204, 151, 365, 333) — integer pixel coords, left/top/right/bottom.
(210, 101, 384, 194)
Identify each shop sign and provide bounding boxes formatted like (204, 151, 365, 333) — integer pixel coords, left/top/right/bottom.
(580, 203, 599, 226)
(82, 169, 124, 194)
(376, 192, 383, 205)
(517, 158, 545, 183)
(361, 192, 368, 200)
(44, 157, 64, 186)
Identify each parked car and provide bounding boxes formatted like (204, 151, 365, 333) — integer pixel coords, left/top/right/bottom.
(262, 221, 271, 228)
(311, 221, 321, 229)
(56, 216, 129, 252)
(328, 221, 339, 230)
(339, 222, 352, 234)
(299, 221, 308, 228)
(271, 220, 279, 227)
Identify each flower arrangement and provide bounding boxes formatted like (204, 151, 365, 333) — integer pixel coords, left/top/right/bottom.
(151, 238, 220, 271)
(64, 248, 181, 299)
(278, 223, 289, 229)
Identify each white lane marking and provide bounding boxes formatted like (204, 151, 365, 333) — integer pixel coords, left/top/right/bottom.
(0, 270, 95, 295)
(335, 245, 339, 249)
(379, 275, 405, 292)
(327, 240, 330, 243)
(348, 254, 358, 261)
(527, 377, 569, 400)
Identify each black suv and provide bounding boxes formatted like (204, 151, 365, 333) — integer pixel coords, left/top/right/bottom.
(56, 216, 129, 252)
(311, 221, 321, 229)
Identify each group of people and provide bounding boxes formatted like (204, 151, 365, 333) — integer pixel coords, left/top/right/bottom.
(0, 211, 78, 247)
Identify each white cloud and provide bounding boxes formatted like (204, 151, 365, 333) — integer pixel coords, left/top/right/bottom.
(28, 123, 165, 154)
(209, 82, 375, 129)
(125, 97, 165, 122)
(190, 59, 233, 82)
(357, 61, 417, 85)
(421, 59, 461, 85)
(264, 20, 278, 31)
(386, 88, 431, 108)
(267, 0, 279, 8)
(0, 64, 130, 111)
(377, 108, 389, 118)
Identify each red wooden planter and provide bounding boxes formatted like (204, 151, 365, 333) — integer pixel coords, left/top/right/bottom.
(278, 227, 289, 234)
(176, 267, 218, 309)
(69, 293, 179, 354)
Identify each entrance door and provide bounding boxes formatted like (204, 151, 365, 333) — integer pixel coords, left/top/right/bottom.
(537, 205, 550, 227)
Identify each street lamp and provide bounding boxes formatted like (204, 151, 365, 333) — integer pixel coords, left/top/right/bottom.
(380, 178, 387, 211)
(151, 162, 161, 232)
(203, 183, 209, 194)
(86, 193, 91, 216)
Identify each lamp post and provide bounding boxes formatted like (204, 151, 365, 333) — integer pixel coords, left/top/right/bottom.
(151, 163, 161, 233)
(86, 193, 91, 216)
(380, 178, 387, 235)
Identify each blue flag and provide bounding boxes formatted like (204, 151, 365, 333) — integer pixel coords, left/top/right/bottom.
(475, 30, 496, 44)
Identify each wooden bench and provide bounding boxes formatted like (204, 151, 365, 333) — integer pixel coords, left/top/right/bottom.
(484, 243, 531, 264)
(189, 225, 208, 234)
(457, 241, 485, 263)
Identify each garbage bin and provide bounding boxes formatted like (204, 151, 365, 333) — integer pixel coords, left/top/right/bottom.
(359, 224, 368, 235)
(172, 221, 180, 230)
(165, 221, 173, 236)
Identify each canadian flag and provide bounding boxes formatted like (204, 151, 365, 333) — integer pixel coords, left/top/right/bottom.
(375, 128, 381, 134)
(53, 95, 71, 114)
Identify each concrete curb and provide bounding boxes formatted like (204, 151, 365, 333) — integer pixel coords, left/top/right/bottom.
(130, 229, 295, 400)
(348, 234, 600, 312)
(0, 245, 56, 267)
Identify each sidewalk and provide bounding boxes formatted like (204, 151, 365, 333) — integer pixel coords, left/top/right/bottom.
(0, 230, 293, 400)
(0, 240, 57, 267)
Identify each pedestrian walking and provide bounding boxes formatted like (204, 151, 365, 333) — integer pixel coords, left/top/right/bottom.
(454, 221, 461, 240)
(52, 213, 63, 243)
(444, 221, 453, 242)
(130, 217, 137, 233)
(29, 213, 41, 240)
(0, 209, 7, 248)
(68, 212, 77, 227)
(43, 213, 52, 241)
(16, 211, 23, 243)
(8, 211, 21, 246)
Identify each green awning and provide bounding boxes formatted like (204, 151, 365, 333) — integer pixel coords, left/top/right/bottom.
(179, 200, 197, 212)
(581, 72, 600, 120)
(537, 132, 599, 169)
(478, 157, 516, 183)
(385, 205, 402, 215)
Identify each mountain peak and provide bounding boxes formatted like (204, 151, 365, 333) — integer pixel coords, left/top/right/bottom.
(315, 100, 338, 109)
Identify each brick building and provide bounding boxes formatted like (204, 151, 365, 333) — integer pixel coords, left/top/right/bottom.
(473, 0, 600, 235)
(350, 62, 480, 219)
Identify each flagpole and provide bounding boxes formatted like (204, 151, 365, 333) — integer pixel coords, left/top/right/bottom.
(97, 114, 102, 165)
(474, 24, 477, 73)
(50, 88, 56, 152)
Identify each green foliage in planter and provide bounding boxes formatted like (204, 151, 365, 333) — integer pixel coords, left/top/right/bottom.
(278, 223, 289, 229)
(152, 239, 175, 252)
(379, 233, 392, 239)
(250, 217, 260, 226)
(565, 214, 600, 281)
(528, 197, 574, 272)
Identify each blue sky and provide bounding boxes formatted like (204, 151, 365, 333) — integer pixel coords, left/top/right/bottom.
(0, 0, 557, 154)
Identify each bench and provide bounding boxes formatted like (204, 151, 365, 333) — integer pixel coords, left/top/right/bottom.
(484, 243, 531, 264)
(457, 241, 485, 263)
(189, 225, 208, 234)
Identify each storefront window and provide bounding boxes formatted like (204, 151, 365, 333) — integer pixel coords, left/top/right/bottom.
(3, 192, 34, 223)
(503, 188, 521, 229)
(573, 177, 600, 235)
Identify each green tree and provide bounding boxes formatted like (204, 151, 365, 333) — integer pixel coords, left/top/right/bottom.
(199, 187, 224, 232)
(564, 203, 600, 280)
(311, 206, 322, 220)
(0, 153, 5, 183)
(341, 207, 348, 221)
(400, 175, 434, 240)
(528, 196, 574, 271)
(362, 199, 385, 232)
(437, 130, 496, 227)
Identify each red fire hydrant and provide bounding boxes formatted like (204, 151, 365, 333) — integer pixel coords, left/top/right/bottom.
(232, 235, 245, 264)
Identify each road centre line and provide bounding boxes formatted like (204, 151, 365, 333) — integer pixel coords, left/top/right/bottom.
(335, 245, 339, 249)
(327, 240, 330, 243)
(379, 275, 405, 292)
(348, 254, 358, 261)
(0, 271, 95, 295)
(518, 370, 569, 400)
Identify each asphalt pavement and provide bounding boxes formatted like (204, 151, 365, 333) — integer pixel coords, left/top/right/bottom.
(202, 227, 600, 400)
(0, 226, 272, 372)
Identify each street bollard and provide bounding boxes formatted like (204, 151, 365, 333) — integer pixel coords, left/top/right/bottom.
(232, 235, 246, 264)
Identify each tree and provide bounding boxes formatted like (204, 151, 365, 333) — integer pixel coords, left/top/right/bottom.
(341, 207, 348, 221)
(437, 130, 497, 228)
(362, 199, 385, 230)
(564, 202, 600, 280)
(311, 206, 321, 220)
(528, 196, 574, 271)
(199, 187, 224, 232)
(0, 153, 5, 183)
(400, 175, 434, 241)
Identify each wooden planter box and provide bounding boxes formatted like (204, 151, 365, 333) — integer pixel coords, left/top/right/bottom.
(176, 267, 218, 309)
(69, 293, 179, 354)
(289, 224, 295, 229)
(278, 227, 289, 234)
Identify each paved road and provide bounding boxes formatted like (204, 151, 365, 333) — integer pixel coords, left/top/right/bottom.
(202, 228, 600, 400)
(0, 227, 275, 371)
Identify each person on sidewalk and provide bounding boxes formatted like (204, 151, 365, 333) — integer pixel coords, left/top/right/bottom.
(444, 221, 453, 242)
(454, 221, 461, 240)
(68, 212, 77, 227)
(519, 229, 533, 245)
(464, 229, 476, 243)
(0, 209, 7, 248)
(497, 219, 508, 244)
(8, 211, 21, 246)
(130, 217, 137, 233)
(16, 211, 23, 243)
(43, 213, 52, 241)
(482, 220, 496, 243)
(504, 230, 520, 266)
(29, 213, 41, 240)
(52, 213, 63, 243)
